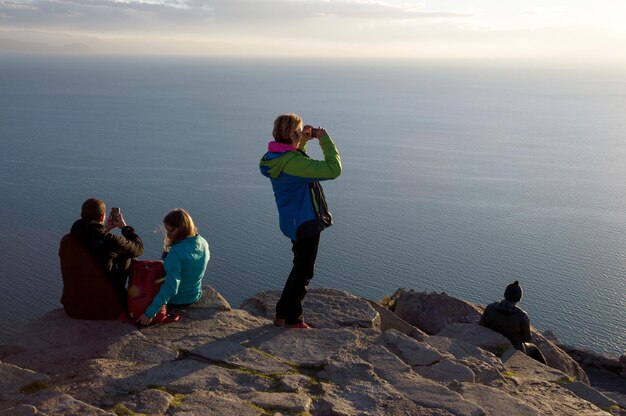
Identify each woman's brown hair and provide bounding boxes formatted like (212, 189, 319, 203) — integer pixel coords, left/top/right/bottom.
(163, 208, 197, 250)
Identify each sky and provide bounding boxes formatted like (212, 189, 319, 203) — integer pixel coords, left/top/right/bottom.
(1, 0, 626, 62)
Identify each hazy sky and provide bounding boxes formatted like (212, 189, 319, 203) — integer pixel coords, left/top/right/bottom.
(1, 0, 625, 61)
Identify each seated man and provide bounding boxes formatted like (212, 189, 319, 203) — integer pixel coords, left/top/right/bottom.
(479, 280, 547, 364)
(59, 198, 144, 319)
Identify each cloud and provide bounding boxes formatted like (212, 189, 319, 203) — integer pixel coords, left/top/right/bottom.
(1, 0, 625, 63)
(0, 0, 469, 33)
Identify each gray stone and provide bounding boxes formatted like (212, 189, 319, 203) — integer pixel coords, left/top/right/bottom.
(425, 336, 504, 369)
(246, 327, 360, 367)
(27, 390, 115, 415)
(365, 299, 428, 341)
(0, 405, 39, 416)
(274, 374, 312, 393)
(424, 334, 517, 384)
(184, 285, 232, 318)
(168, 390, 261, 415)
(502, 350, 571, 383)
(310, 393, 357, 416)
(390, 289, 483, 334)
(532, 331, 590, 384)
(504, 379, 613, 416)
(1, 309, 135, 374)
(0, 286, 620, 416)
(190, 340, 292, 374)
(365, 345, 485, 416)
(436, 323, 513, 357)
(118, 388, 174, 415)
(450, 382, 542, 416)
(0, 362, 50, 395)
(378, 329, 445, 366)
(413, 358, 475, 383)
(104, 332, 178, 364)
(138, 309, 269, 352)
(563, 381, 618, 410)
(111, 357, 270, 395)
(240, 288, 381, 329)
(434, 324, 591, 386)
(245, 392, 312, 414)
(317, 357, 379, 386)
(319, 375, 437, 416)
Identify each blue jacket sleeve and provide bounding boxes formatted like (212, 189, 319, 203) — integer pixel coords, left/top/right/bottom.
(144, 250, 182, 318)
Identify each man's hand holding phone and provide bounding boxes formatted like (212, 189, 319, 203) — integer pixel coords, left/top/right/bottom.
(106, 207, 127, 231)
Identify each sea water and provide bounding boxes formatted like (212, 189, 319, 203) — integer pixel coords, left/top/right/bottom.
(0, 53, 624, 354)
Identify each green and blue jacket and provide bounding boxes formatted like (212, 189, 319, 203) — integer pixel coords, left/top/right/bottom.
(260, 134, 341, 241)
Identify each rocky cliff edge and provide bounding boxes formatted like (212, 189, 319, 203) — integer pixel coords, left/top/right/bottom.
(0, 287, 623, 416)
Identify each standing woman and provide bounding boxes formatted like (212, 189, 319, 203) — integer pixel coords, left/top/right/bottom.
(260, 113, 341, 328)
(137, 209, 210, 326)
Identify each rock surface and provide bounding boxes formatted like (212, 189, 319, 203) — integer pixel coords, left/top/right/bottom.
(388, 289, 483, 334)
(0, 286, 621, 416)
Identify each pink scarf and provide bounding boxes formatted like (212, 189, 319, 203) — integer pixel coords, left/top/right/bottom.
(268, 141, 297, 153)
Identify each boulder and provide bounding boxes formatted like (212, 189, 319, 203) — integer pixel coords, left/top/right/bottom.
(436, 323, 513, 357)
(183, 284, 232, 317)
(378, 329, 444, 366)
(190, 339, 292, 374)
(532, 331, 590, 384)
(412, 358, 476, 383)
(499, 352, 612, 416)
(117, 388, 174, 415)
(167, 390, 261, 416)
(562, 381, 617, 411)
(240, 288, 381, 329)
(0, 309, 136, 374)
(26, 390, 116, 415)
(0, 405, 38, 416)
(502, 349, 572, 384)
(244, 326, 362, 367)
(389, 289, 483, 334)
(0, 286, 617, 416)
(364, 299, 428, 341)
(425, 336, 507, 385)
(0, 362, 50, 396)
(364, 344, 485, 416)
(244, 391, 312, 414)
(436, 323, 590, 385)
(449, 382, 542, 416)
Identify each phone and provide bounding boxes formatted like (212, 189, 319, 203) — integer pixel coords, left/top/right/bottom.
(110, 207, 121, 222)
(310, 127, 321, 138)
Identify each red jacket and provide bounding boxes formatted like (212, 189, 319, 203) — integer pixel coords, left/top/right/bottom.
(58, 220, 143, 319)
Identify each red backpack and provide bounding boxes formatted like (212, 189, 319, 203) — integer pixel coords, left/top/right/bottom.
(127, 260, 169, 324)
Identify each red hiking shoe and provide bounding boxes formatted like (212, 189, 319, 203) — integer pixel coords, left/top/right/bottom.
(273, 317, 286, 327)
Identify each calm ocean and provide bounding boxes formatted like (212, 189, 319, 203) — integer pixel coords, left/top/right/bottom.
(0, 53, 624, 354)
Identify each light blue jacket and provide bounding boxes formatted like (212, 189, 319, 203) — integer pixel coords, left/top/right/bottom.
(144, 235, 210, 318)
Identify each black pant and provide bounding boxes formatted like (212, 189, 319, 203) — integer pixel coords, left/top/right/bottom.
(276, 233, 321, 324)
(523, 342, 547, 365)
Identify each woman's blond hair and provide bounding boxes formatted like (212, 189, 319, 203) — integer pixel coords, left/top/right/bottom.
(273, 113, 303, 144)
(163, 208, 197, 250)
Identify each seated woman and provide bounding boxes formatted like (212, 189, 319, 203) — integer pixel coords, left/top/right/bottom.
(137, 209, 210, 325)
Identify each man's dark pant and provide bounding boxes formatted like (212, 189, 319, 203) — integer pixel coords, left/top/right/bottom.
(276, 233, 321, 325)
(110, 256, 134, 309)
(523, 342, 547, 365)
